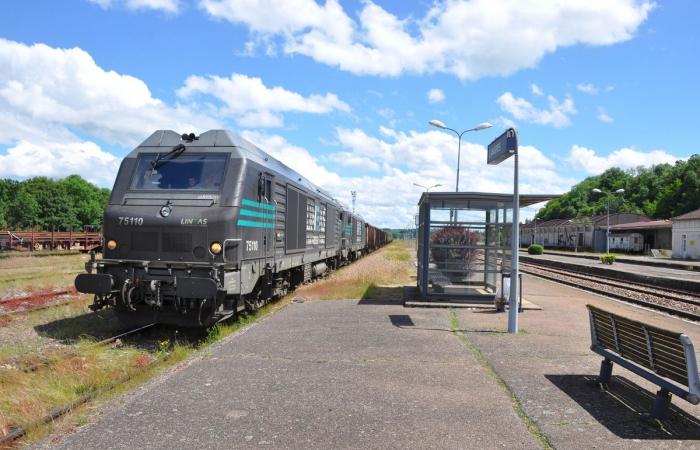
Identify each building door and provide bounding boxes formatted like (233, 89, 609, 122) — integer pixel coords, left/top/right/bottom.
(681, 234, 687, 258)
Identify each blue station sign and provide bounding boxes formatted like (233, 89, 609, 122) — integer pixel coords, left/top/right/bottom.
(487, 127, 518, 165)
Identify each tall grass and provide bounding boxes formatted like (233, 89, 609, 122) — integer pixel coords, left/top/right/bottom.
(291, 240, 414, 300)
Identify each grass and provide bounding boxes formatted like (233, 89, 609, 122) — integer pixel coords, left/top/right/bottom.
(0, 253, 89, 296)
(291, 240, 414, 301)
(0, 250, 83, 260)
(449, 310, 552, 450)
(0, 241, 412, 444)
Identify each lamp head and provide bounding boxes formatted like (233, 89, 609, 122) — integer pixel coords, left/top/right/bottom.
(429, 119, 447, 129)
(473, 122, 493, 131)
(615, 188, 625, 194)
(592, 188, 602, 194)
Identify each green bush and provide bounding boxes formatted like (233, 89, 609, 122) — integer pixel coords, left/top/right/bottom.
(527, 244, 544, 255)
(599, 254, 616, 264)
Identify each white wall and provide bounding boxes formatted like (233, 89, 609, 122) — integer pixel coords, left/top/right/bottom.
(672, 220, 700, 260)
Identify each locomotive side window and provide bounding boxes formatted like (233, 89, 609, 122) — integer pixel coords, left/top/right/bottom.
(130, 153, 227, 191)
(318, 203, 326, 246)
(306, 200, 315, 232)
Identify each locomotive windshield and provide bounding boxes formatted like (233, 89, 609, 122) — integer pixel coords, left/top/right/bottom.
(131, 153, 227, 191)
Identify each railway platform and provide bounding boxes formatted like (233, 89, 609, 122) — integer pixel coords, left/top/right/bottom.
(35, 277, 700, 449)
(525, 249, 700, 271)
(521, 252, 700, 292)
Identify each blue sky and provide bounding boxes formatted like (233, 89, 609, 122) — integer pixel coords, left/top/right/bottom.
(1, 0, 697, 227)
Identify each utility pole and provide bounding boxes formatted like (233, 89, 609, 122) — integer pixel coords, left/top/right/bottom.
(351, 191, 357, 214)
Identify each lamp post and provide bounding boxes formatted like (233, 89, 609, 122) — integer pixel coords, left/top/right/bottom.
(592, 188, 625, 254)
(429, 120, 493, 192)
(413, 182, 442, 192)
(429, 119, 492, 222)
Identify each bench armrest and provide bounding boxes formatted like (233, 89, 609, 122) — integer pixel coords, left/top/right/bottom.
(681, 334, 700, 404)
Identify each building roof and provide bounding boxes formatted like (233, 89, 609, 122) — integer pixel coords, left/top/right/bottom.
(672, 208, 700, 221)
(608, 220, 672, 230)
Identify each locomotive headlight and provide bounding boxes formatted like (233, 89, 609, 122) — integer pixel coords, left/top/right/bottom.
(106, 239, 117, 250)
(209, 242, 222, 255)
(160, 205, 171, 217)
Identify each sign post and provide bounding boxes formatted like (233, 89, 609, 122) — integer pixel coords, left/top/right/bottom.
(487, 128, 519, 334)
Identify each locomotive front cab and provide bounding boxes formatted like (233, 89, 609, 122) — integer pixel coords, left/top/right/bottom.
(76, 131, 246, 327)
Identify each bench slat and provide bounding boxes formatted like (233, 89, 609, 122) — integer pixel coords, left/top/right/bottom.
(650, 338, 684, 356)
(651, 344, 688, 366)
(648, 331, 685, 348)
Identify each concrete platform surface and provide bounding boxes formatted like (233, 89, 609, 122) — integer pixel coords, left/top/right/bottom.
(455, 274, 700, 449)
(522, 252, 700, 284)
(526, 249, 700, 270)
(34, 298, 540, 450)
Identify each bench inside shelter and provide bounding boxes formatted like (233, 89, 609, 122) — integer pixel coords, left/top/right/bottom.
(587, 304, 700, 419)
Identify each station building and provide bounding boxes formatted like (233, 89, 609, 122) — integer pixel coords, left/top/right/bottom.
(671, 208, 700, 260)
(608, 219, 672, 253)
(520, 213, 650, 252)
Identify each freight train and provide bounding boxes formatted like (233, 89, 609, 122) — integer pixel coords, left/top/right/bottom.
(75, 130, 390, 327)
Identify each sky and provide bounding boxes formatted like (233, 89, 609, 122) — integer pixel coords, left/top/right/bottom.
(1, 0, 698, 228)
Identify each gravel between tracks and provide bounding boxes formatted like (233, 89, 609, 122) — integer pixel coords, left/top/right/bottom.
(520, 263, 700, 319)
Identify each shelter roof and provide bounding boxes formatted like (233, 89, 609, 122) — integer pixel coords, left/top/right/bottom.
(417, 192, 559, 209)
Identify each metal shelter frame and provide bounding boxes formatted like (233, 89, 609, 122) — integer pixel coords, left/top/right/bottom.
(416, 192, 557, 304)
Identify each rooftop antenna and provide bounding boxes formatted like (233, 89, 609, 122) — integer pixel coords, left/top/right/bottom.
(351, 191, 357, 214)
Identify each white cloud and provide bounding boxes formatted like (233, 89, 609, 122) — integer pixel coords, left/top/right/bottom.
(200, 0, 653, 80)
(497, 92, 576, 128)
(531, 84, 544, 96)
(176, 73, 350, 128)
(89, 0, 180, 13)
(238, 130, 342, 188)
(227, 126, 573, 227)
(0, 38, 220, 147)
(568, 145, 682, 174)
(427, 88, 445, 104)
(597, 107, 614, 123)
(576, 82, 599, 95)
(0, 140, 120, 185)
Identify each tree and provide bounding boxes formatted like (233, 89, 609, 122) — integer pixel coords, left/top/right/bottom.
(535, 156, 700, 221)
(0, 175, 110, 230)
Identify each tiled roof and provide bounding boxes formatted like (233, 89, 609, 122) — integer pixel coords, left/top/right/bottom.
(609, 220, 672, 230)
(673, 208, 700, 221)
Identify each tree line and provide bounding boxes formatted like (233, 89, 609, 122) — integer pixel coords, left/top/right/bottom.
(535, 154, 700, 221)
(0, 175, 110, 231)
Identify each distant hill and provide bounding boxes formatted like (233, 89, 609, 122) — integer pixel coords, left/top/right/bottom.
(535, 155, 700, 221)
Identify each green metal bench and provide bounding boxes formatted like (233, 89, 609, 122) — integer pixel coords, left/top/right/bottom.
(587, 304, 700, 419)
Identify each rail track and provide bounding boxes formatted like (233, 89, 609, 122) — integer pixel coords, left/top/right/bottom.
(0, 322, 158, 445)
(0, 289, 77, 319)
(520, 261, 700, 322)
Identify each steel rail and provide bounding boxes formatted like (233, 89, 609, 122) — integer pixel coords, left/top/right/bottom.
(520, 264, 700, 322)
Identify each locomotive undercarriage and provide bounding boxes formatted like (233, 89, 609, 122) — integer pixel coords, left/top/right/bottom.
(78, 258, 234, 327)
(77, 251, 355, 327)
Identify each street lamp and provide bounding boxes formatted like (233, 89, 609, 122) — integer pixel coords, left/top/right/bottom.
(592, 188, 625, 254)
(413, 182, 442, 192)
(429, 120, 492, 192)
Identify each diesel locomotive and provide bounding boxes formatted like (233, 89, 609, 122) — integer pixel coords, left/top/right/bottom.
(75, 130, 389, 327)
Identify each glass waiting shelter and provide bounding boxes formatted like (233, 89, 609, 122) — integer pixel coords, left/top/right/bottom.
(416, 192, 557, 304)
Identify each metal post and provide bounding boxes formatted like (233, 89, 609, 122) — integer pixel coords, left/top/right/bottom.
(456, 135, 462, 192)
(606, 198, 610, 254)
(508, 151, 519, 334)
